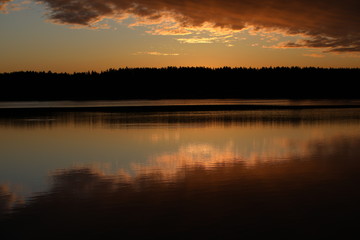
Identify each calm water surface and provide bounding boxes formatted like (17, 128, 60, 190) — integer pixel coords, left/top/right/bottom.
(1, 100, 360, 238)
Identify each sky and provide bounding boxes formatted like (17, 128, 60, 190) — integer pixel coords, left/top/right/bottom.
(1, 0, 359, 72)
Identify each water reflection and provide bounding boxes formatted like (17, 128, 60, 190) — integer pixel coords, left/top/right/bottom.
(0, 185, 22, 215)
(1, 106, 360, 238)
(1, 108, 360, 128)
(2, 135, 360, 238)
(1, 99, 359, 109)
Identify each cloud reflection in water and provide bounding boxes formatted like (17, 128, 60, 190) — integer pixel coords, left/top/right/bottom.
(2, 136, 360, 238)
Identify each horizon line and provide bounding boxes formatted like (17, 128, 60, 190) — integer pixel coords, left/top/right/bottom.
(1, 66, 360, 74)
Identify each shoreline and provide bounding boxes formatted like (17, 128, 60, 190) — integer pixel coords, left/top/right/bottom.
(1, 103, 360, 113)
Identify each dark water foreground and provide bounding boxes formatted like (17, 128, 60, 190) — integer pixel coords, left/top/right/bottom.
(1, 102, 360, 239)
(3, 146, 360, 239)
(2, 151, 360, 239)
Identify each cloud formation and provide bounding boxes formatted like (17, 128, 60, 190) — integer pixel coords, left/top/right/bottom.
(1, 0, 30, 13)
(133, 51, 179, 56)
(0, 0, 11, 11)
(36, 0, 360, 52)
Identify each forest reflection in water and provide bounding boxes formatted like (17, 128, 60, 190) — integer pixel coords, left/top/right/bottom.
(1, 107, 360, 128)
(1, 108, 360, 238)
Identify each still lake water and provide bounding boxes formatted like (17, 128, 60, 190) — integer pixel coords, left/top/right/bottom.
(1, 100, 360, 238)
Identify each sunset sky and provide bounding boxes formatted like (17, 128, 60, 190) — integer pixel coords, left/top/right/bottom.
(1, 0, 359, 73)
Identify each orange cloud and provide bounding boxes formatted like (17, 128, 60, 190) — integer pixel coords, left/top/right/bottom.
(0, 0, 11, 11)
(35, 0, 360, 52)
(303, 53, 325, 58)
(1, 0, 30, 13)
(133, 51, 180, 56)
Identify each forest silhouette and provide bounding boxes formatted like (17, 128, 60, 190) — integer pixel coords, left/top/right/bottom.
(0, 67, 359, 101)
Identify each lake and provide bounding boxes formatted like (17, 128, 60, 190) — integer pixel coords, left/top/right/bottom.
(1, 100, 360, 238)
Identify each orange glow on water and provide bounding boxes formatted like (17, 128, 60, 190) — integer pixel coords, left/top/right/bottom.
(2, 107, 360, 238)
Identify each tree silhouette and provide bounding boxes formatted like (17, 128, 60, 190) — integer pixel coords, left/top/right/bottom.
(0, 67, 358, 101)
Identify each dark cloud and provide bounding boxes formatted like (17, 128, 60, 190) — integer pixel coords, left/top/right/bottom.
(36, 0, 360, 52)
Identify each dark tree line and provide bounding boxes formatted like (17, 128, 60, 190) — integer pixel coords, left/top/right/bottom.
(0, 67, 359, 100)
